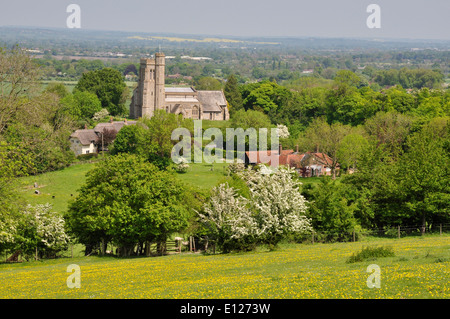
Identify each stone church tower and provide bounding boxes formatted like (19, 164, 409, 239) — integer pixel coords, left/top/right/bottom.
(130, 53, 165, 118)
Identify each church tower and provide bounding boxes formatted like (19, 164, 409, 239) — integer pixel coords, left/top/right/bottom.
(130, 52, 166, 118)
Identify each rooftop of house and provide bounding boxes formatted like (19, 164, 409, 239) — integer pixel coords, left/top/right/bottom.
(94, 119, 137, 133)
(70, 129, 98, 145)
(245, 149, 337, 169)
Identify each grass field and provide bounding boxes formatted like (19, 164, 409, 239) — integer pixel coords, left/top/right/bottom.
(0, 235, 449, 299)
(18, 162, 96, 213)
(17, 160, 230, 215)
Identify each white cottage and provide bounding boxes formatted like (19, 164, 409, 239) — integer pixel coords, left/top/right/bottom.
(69, 129, 98, 156)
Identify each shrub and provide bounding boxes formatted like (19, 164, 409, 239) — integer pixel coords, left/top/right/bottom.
(346, 245, 395, 263)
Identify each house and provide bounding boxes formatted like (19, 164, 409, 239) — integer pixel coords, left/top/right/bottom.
(297, 152, 338, 177)
(245, 145, 339, 177)
(69, 118, 137, 156)
(69, 129, 99, 156)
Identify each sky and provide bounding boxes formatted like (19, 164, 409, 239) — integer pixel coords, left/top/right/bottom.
(0, 0, 449, 40)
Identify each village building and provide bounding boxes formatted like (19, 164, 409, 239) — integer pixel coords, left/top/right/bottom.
(69, 119, 136, 156)
(245, 146, 339, 177)
(129, 52, 229, 121)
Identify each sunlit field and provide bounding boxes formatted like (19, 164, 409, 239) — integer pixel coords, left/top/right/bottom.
(1, 235, 449, 299)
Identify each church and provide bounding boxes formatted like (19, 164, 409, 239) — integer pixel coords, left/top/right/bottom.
(129, 52, 230, 121)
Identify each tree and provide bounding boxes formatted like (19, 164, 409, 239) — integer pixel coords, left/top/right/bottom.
(3, 92, 76, 173)
(307, 178, 358, 242)
(326, 84, 374, 126)
(18, 204, 70, 260)
(224, 74, 243, 115)
(230, 109, 272, 130)
(60, 91, 102, 122)
(0, 46, 41, 134)
(0, 141, 34, 257)
(363, 111, 413, 159)
(337, 133, 369, 171)
(194, 76, 222, 90)
(242, 81, 293, 118)
(65, 154, 193, 256)
(96, 128, 117, 152)
(240, 165, 311, 249)
(333, 70, 363, 88)
(138, 110, 193, 169)
(111, 124, 145, 155)
(43, 82, 70, 98)
(229, 109, 273, 151)
(197, 183, 257, 253)
(396, 125, 450, 234)
(198, 165, 311, 251)
(74, 68, 128, 116)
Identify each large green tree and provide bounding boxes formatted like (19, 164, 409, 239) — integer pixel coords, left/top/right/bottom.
(396, 122, 450, 233)
(65, 153, 195, 256)
(74, 68, 128, 116)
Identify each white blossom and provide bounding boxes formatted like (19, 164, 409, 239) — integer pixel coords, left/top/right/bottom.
(276, 124, 290, 139)
(22, 204, 70, 249)
(197, 183, 257, 240)
(200, 164, 312, 249)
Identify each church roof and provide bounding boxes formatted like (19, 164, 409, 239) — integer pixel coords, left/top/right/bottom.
(165, 87, 196, 93)
(166, 97, 200, 103)
(197, 90, 227, 112)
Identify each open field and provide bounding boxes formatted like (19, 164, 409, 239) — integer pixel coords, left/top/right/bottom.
(18, 162, 96, 213)
(17, 160, 229, 215)
(0, 235, 449, 299)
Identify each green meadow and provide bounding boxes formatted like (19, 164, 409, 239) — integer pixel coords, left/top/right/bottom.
(0, 235, 449, 299)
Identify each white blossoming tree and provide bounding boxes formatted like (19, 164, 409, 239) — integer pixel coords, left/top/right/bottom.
(199, 164, 312, 252)
(0, 217, 16, 256)
(241, 165, 312, 249)
(197, 183, 258, 252)
(20, 204, 70, 259)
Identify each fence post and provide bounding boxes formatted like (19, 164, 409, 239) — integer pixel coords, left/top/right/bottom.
(312, 232, 315, 244)
(440, 224, 442, 235)
(398, 225, 401, 239)
(353, 229, 355, 242)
